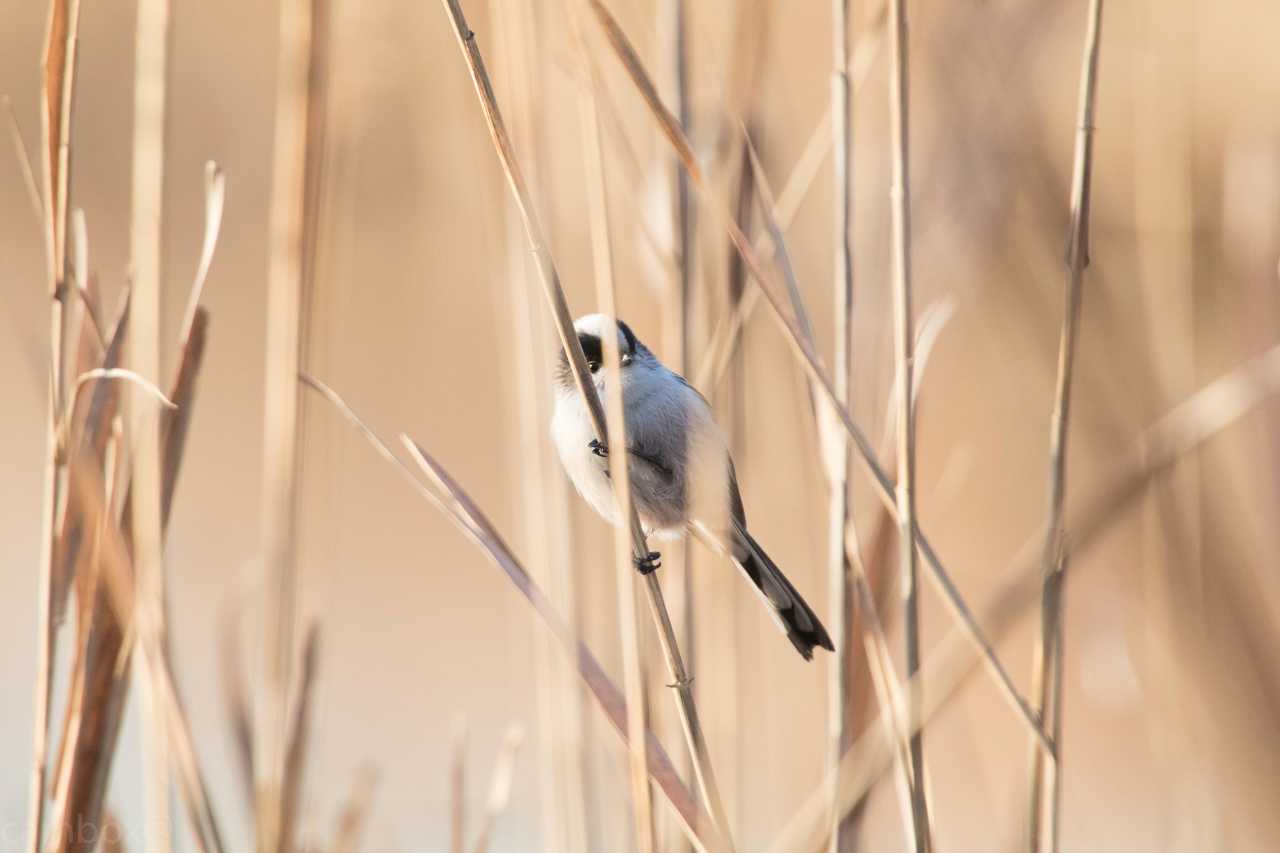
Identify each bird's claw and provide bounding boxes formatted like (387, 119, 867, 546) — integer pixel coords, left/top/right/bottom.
(634, 551, 662, 575)
(589, 438, 609, 458)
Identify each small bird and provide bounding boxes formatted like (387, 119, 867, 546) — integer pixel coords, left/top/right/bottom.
(551, 314, 834, 661)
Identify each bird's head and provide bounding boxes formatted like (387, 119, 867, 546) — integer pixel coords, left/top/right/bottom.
(554, 314, 647, 393)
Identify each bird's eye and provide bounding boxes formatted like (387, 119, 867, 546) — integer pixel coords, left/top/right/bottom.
(621, 353, 633, 366)
(588, 361, 601, 373)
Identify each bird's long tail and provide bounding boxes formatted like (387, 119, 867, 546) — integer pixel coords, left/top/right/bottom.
(734, 525, 835, 661)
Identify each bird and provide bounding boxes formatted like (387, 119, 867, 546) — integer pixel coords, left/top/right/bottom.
(550, 314, 834, 661)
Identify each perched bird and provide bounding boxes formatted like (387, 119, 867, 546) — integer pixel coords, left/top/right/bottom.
(551, 314, 834, 661)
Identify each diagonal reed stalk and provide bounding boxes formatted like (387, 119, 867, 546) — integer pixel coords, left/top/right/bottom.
(29, 2, 82, 851)
(299, 373, 727, 852)
(584, 0, 1052, 754)
(435, 1, 735, 846)
(771, 340, 1280, 853)
(885, 0, 931, 848)
(568, 6, 656, 848)
(1027, 1, 1105, 850)
(129, 0, 175, 847)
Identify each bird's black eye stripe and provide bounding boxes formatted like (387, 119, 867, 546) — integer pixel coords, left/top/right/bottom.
(578, 333, 604, 371)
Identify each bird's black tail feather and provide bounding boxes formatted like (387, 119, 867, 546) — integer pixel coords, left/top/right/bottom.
(734, 526, 834, 661)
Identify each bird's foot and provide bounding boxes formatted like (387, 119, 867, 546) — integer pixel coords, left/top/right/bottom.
(589, 438, 609, 458)
(634, 551, 662, 575)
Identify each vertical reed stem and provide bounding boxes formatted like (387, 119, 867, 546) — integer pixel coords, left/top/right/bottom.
(827, 2, 857, 851)
(886, 0, 930, 848)
(129, 0, 174, 847)
(1027, 1, 1104, 850)
(258, 0, 322, 845)
(28, 3, 81, 851)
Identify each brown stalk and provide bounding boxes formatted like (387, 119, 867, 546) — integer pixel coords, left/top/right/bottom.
(281, 625, 321, 853)
(828, 3, 858, 850)
(1026, 3, 1105, 850)
(299, 372, 725, 852)
(64, 452, 225, 853)
(585, 0, 1051, 752)
(769, 341, 1280, 852)
(49, 308, 211, 853)
(219, 611, 256, 809)
(435, 2, 734, 844)
(258, 0, 327, 844)
(885, 0, 931, 847)
(29, 3, 82, 851)
(567, 5, 656, 848)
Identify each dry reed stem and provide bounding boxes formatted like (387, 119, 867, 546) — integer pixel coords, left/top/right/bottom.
(471, 725, 526, 853)
(828, 3, 859, 850)
(769, 342, 1280, 852)
(259, 0, 324, 844)
(300, 375, 725, 853)
(29, 3, 82, 851)
(328, 767, 378, 853)
(1026, 3, 1104, 850)
(885, 0, 931, 847)
(63, 448, 224, 853)
(436, 2, 734, 844)
(219, 612, 256, 808)
(585, 0, 1051, 752)
(49, 306, 210, 853)
(569, 7, 656, 847)
(451, 717, 467, 853)
(281, 625, 321, 853)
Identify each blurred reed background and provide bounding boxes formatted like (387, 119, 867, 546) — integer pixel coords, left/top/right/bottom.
(4, 0, 1280, 850)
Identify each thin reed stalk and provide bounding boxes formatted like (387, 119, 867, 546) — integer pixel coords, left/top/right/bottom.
(1027, 1, 1105, 849)
(827, 3, 855, 850)
(584, 0, 1052, 752)
(435, 2, 734, 845)
(568, 8, 655, 848)
(129, 0, 174, 847)
(658, 6, 697, 840)
(258, 0, 326, 845)
(29, 3, 82, 851)
(772, 340, 1280, 852)
(885, 0, 931, 848)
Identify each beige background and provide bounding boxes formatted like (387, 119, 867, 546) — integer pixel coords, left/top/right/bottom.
(4, 0, 1280, 850)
